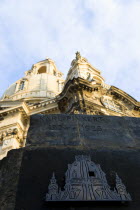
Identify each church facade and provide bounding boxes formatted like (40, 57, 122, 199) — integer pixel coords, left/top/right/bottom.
(0, 52, 140, 160)
(0, 53, 140, 210)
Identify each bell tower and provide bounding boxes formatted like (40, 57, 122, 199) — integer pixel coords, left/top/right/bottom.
(58, 52, 139, 117)
(65, 52, 105, 85)
(58, 52, 108, 115)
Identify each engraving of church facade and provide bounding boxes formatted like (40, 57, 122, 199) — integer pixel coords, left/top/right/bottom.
(46, 155, 131, 202)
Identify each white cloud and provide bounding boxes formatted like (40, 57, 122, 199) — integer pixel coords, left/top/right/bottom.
(0, 0, 140, 100)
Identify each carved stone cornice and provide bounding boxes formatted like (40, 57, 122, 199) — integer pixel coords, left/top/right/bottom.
(59, 78, 97, 100)
(40, 107, 59, 114)
(29, 98, 57, 110)
(28, 98, 58, 115)
(0, 102, 29, 118)
(110, 86, 140, 109)
(57, 77, 139, 117)
(0, 98, 59, 117)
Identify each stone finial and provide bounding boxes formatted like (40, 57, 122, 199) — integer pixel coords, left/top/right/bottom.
(50, 172, 57, 184)
(115, 173, 132, 201)
(48, 174, 57, 189)
(76, 51, 81, 60)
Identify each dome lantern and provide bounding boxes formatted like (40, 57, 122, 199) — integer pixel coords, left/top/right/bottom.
(1, 58, 64, 103)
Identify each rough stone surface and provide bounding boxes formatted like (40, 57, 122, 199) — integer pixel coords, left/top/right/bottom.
(0, 149, 23, 210)
(27, 114, 140, 149)
(0, 114, 140, 210)
(16, 147, 140, 210)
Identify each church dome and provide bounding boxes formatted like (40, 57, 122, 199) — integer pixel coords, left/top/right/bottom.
(1, 58, 64, 103)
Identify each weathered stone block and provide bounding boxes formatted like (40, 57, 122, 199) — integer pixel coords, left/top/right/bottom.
(0, 114, 140, 210)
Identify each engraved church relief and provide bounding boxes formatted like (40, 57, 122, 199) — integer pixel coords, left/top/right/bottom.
(46, 155, 131, 202)
(101, 96, 123, 114)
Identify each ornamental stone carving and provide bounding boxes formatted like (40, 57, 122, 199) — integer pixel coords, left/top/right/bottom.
(46, 155, 131, 202)
(0, 128, 19, 141)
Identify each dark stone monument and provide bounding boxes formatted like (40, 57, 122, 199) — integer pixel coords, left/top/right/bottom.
(0, 114, 140, 210)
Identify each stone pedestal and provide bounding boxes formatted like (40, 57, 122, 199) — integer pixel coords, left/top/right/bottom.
(0, 114, 140, 210)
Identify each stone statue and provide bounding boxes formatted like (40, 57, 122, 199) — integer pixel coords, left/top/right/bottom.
(76, 51, 81, 60)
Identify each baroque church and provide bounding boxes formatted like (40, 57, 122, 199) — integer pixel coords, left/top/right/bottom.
(0, 52, 140, 160)
(0, 53, 140, 210)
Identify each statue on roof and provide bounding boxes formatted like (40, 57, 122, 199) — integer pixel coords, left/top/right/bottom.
(76, 51, 81, 60)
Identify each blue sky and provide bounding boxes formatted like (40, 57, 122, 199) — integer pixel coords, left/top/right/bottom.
(0, 0, 140, 100)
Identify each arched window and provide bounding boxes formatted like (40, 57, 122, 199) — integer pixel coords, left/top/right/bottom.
(53, 70, 56, 76)
(19, 81, 25, 90)
(89, 171, 95, 177)
(38, 66, 46, 74)
(72, 170, 77, 178)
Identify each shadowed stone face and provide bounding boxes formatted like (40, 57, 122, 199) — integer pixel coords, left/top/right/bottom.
(0, 115, 140, 210)
(27, 114, 140, 149)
